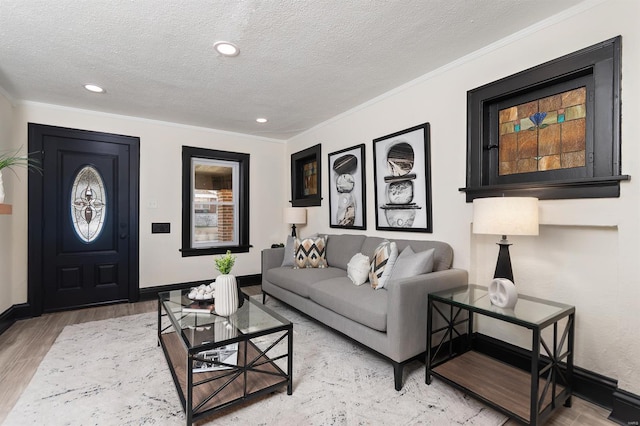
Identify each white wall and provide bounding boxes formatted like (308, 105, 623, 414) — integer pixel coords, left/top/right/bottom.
(8, 102, 287, 305)
(287, 0, 640, 394)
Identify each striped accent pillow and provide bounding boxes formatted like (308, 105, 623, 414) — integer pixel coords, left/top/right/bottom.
(294, 237, 327, 268)
(369, 240, 398, 290)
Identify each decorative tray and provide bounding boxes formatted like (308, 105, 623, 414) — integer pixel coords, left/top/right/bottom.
(187, 283, 215, 301)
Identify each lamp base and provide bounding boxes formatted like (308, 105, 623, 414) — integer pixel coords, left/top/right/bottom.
(291, 224, 297, 238)
(494, 237, 514, 283)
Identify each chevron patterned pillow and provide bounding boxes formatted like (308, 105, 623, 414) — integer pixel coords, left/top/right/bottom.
(369, 240, 398, 290)
(294, 237, 327, 268)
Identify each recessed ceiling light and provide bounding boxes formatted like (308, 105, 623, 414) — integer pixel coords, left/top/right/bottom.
(256, 117, 268, 123)
(84, 84, 105, 93)
(213, 41, 240, 57)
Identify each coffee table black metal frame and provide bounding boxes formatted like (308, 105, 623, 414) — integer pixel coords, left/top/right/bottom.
(426, 284, 575, 425)
(158, 290, 293, 425)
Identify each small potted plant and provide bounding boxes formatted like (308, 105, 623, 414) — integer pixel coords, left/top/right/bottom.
(214, 250, 236, 275)
(214, 250, 240, 316)
(0, 149, 41, 203)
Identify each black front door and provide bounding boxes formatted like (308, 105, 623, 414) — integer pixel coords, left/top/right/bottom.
(28, 124, 139, 313)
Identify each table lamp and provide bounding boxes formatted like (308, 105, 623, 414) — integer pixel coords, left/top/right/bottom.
(283, 207, 306, 237)
(472, 197, 539, 283)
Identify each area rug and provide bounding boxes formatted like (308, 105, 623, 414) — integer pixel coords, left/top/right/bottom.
(5, 299, 507, 425)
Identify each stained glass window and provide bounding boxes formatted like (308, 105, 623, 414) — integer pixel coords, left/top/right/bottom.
(498, 87, 586, 176)
(71, 165, 106, 243)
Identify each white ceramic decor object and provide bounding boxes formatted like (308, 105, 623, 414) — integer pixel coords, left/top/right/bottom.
(0, 170, 5, 203)
(215, 274, 239, 316)
(489, 278, 518, 309)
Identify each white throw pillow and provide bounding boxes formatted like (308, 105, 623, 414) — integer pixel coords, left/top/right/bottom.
(389, 246, 435, 282)
(347, 253, 370, 285)
(369, 240, 398, 290)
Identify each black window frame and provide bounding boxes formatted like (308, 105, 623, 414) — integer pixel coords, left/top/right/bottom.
(461, 36, 628, 201)
(181, 146, 250, 257)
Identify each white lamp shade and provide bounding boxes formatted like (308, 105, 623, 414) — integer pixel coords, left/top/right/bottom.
(283, 207, 307, 225)
(473, 197, 539, 236)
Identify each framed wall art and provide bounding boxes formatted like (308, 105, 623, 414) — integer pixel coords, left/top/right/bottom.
(328, 144, 366, 229)
(373, 123, 432, 232)
(461, 36, 628, 201)
(291, 143, 322, 207)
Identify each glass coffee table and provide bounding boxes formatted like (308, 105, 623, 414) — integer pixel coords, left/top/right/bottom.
(158, 290, 292, 425)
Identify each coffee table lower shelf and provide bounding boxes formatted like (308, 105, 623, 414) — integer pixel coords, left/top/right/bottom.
(160, 331, 288, 422)
(431, 351, 566, 424)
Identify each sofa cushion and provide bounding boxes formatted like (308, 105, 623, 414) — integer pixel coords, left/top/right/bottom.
(308, 277, 387, 331)
(361, 236, 385, 259)
(369, 240, 398, 290)
(295, 236, 328, 268)
(326, 234, 366, 269)
(265, 266, 346, 298)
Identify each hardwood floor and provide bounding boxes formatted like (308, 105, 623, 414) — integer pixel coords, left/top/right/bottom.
(0, 286, 614, 425)
(0, 299, 157, 423)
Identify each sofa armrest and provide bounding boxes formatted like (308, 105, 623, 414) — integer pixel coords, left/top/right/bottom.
(385, 268, 468, 361)
(261, 247, 285, 275)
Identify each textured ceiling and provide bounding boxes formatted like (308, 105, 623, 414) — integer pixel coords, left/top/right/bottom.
(0, 0, 585, 140)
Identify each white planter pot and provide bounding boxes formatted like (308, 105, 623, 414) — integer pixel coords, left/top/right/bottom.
(215, 274, 239, 316)
(0, 170, 5, 204)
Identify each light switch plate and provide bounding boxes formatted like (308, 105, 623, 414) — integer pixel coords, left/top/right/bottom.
(151, 223, 170, 233)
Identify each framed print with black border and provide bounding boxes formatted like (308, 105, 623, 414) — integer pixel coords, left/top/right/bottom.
(328, 144, 366, 229)
(373, 123, 432, 232)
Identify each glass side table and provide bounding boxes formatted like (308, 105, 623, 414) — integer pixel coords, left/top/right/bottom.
(158, 290, 293, 425)
(426, 284, 575, 425)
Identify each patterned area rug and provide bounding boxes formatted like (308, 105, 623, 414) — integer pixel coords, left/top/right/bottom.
(5, 299, 507, 425)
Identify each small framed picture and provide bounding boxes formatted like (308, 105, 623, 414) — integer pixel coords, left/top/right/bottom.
(328, 144, 366, 229)
(291, 144, 322, 207)
(372, 123, 432, 232)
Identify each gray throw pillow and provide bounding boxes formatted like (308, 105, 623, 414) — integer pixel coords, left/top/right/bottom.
(389, 246, 435, 282)
(281, 235, 296, 267)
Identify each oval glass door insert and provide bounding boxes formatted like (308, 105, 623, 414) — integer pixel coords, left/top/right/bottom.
(71, 165, 106, 243)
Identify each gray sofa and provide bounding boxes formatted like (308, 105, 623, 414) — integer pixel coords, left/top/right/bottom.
(261, 233, 468, 390)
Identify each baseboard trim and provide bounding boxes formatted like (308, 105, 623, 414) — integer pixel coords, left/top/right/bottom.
(609, 389, 640, 425)
(0, 306, 13, 335)
(0, 303, 32, 335)
(474, 332, 640, 422)
(138, 274, 262, 302)
(0, 274, 263, 333)
(237, 274, 262, 287)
